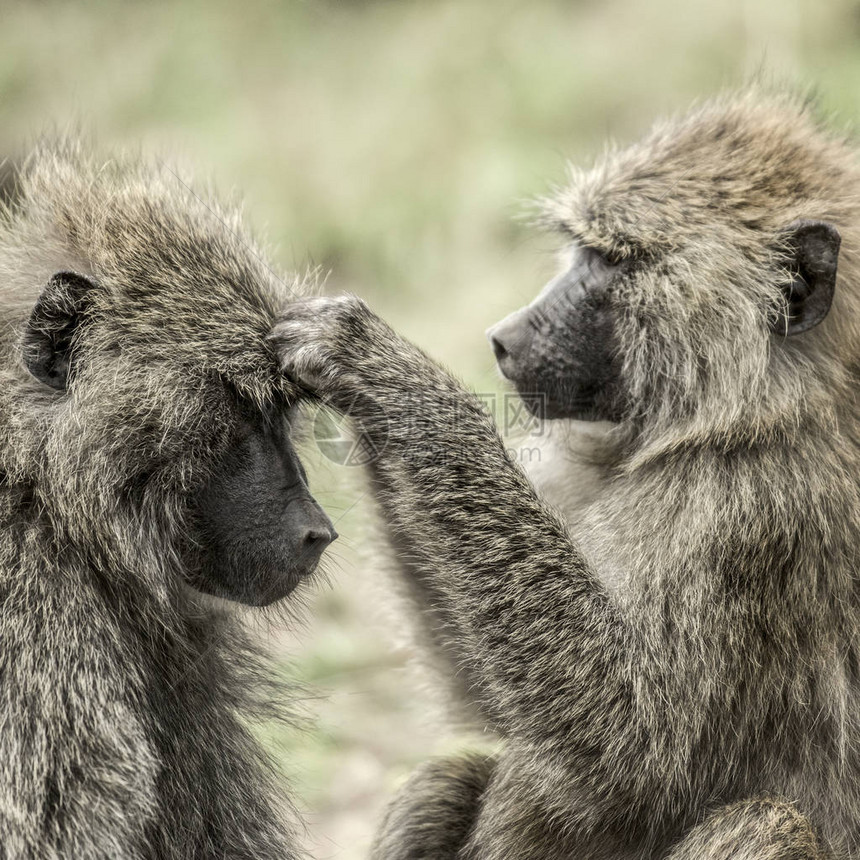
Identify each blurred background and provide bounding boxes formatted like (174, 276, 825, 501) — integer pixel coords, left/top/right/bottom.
(2, 0, 859, 855)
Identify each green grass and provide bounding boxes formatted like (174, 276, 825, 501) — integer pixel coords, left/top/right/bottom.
(3, 0, 860, 854)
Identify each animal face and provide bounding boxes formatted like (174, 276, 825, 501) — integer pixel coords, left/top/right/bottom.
(188, 405, 335, 606)
(487, 246, 626, 422)
(21, 267, 335, 606)
(5, 138, 340, 607)
(489, 97, 843, 430)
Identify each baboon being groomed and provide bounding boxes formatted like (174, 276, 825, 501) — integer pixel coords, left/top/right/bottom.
(0, 140, 336, 858)
(274, 89, 859, 858)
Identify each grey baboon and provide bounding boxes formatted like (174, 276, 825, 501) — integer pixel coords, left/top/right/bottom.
(274, 88, 856, 858)
(0, 140, 336, 858)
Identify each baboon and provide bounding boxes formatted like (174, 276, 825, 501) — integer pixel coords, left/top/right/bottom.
(0, 140, 336, 858)
(274, 89, 859, 858)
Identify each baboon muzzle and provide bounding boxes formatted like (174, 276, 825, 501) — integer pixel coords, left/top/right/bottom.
(486, 306, 534, 384)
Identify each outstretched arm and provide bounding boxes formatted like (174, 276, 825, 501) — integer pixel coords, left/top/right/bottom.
(273, 295, 773, 845)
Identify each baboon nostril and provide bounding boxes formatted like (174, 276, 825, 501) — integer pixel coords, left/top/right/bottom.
(487, 322, 529, 382)
(303, 527, 335, 549)
(487, 313, 533, 375)
(489, 334, 509, 363)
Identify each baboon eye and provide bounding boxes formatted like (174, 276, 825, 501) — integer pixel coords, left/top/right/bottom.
(581, 247, 619, 292)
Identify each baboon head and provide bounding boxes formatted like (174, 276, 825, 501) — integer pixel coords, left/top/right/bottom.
(0, 140, 335, 606)
(488, 91, 854, 442)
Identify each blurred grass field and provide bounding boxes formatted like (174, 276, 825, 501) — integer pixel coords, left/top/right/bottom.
(3, 0, 860, 855)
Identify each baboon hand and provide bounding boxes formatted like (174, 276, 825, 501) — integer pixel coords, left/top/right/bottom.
(273, 294, 462, 429)
(272, 294, 374, 401)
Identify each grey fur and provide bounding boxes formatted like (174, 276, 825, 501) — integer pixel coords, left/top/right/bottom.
(372, 753, 496, 859)
(0, 139, 310, 858)
(274, 88, 859, 859)
(664, 799, 825, 860)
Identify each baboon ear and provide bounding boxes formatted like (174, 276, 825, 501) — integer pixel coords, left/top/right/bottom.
(771, 219, 841, 336)
(22, 271, 95, 390)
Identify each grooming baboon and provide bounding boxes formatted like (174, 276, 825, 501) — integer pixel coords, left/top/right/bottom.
(274, 89, 858, 858)
(0, 140, 336, 858)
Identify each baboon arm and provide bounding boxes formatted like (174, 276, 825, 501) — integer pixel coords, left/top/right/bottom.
(276, 298, 709, 818)
(276, 299, 628, 710)
(371, 753, 830, 860)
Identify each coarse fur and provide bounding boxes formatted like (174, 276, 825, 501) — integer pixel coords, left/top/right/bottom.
(274, 87, 860, 858)
(0, 139, 317, 858)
